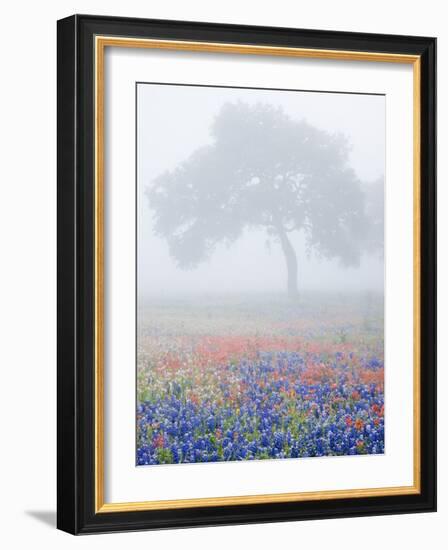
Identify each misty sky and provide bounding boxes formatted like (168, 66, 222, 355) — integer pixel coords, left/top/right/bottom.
(137, 83, 385, 296)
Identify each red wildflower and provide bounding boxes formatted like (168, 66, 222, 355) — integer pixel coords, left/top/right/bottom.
(355, 418, 364, 431)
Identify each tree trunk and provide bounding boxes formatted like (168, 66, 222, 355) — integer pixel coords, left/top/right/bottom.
(276, 227, 299, 298)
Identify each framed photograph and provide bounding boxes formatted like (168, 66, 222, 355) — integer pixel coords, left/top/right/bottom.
(57, 14, 436, 534)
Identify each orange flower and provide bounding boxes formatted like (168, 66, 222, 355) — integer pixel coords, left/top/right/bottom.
(189, 393, 199, 405)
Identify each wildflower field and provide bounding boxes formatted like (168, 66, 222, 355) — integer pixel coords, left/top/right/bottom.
(136, 293, 384, 466)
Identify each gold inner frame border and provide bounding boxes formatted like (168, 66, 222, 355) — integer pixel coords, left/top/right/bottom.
(94, 35, 421, 513)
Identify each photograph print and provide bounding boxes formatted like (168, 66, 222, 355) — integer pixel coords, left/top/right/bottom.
(136, 83, 385, 467)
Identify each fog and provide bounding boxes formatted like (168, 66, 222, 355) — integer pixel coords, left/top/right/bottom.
(137, 83, 385, 297)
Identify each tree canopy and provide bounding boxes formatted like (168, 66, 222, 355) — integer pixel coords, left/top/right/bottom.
(147, 101, 379, 296)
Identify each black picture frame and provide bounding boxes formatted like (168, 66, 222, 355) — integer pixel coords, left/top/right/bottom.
(57, 14, 436, 534)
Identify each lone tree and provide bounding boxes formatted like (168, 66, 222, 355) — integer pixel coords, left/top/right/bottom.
(147, 102, 371, 298)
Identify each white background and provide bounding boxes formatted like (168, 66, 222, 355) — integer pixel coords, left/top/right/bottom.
(105, 48, 413, 502)
(0, 1, 444, 548)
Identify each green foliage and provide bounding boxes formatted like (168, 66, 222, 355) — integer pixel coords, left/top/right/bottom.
(156, 448, 173, 464)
